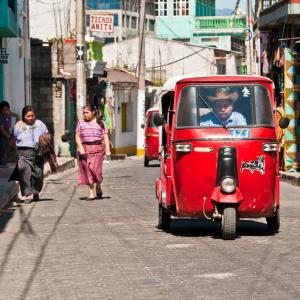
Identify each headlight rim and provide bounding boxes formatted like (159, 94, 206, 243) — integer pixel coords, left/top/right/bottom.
(220, 176, 236, 194)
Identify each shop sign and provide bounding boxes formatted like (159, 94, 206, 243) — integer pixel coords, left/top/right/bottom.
(90, 15, 114, 33)
(0, 47, 9, 64)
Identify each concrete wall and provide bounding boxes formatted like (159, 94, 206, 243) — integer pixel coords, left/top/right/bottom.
(31, 40, 68, 152)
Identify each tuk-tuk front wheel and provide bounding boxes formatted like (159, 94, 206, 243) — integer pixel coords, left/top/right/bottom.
(221, 207, 236, 240)
(266, 208, 280, 233)
(158, 204, 170, 231)
(144, 155, 149, 167)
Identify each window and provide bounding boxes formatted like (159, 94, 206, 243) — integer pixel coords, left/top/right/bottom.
(131, 16, 137, 29)
(8, 0, 16, 13)
(173, 0, 189, 16)
(148, 19, 155, 31)
(177, 85, 274, 128)
(155, 0, 168, 16)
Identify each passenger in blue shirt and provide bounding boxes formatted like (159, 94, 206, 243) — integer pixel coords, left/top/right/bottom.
(200, 88, 247, 127)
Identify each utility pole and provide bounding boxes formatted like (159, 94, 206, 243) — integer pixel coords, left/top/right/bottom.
(137, 0, 146, 156)
(76, 0, 86, 120)
(246, 0, 254, 74)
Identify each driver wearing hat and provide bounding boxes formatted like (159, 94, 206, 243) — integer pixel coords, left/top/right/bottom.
(199, 88, 247, 127)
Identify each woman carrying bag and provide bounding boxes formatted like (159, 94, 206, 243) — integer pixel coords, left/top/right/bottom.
(9, 106, 48, 204)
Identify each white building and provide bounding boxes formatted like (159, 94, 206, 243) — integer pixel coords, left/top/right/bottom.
(1, 0, 31, 115)
(103, 36, 242, 83)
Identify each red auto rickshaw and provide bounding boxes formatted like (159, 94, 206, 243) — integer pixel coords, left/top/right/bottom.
(142, 108, 160, 167)
(154, 75, 289, 240)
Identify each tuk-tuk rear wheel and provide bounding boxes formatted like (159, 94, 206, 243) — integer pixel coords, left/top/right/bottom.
(266, 209, 280, 233)
(158, 204, 170, 231)
(222, 207, 236, 240)
(144, 155, 149, 167)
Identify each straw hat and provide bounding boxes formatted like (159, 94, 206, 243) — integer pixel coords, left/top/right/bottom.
(207, 88, 239, 102)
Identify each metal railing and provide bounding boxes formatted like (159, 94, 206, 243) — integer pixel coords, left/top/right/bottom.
(261, 0, 282, 10)
(195, 16, 246, 30)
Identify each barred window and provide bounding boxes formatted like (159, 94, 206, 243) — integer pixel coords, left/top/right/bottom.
(173, 0, 189, 16)
(155, 0, 168, 16)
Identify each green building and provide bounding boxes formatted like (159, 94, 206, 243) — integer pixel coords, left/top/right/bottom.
(0, 0, 18, 100)
(155, 0, 246, 52)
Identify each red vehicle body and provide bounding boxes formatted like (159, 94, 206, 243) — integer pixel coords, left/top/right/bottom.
(143, 108, 159, 167)
(154, 75, 289, 240)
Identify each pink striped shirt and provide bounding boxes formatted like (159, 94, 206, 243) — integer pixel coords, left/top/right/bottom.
(76, 119, 108, 143)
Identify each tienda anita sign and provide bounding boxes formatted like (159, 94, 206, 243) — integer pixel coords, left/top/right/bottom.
(90, 15, 114, 33)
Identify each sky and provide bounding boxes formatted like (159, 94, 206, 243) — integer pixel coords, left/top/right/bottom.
(215, 0, 247, 13)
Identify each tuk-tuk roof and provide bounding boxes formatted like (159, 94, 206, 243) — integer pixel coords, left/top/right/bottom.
(176, 75, 273, 85)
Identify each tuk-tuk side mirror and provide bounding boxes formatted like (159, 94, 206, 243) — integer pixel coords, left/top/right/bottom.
(279, 117, 290, 129)
(273, 109, 290, 129)
(153, 114, 164, 127)
(141, 124, 145, 129)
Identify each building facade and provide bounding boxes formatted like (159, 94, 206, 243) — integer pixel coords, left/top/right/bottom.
(155, 0, 246, 53)
(103, 36, 243, 83)
(86, 0, 156, 42)
(0, 0, 31, 114)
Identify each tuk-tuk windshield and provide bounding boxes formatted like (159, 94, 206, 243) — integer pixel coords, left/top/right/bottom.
(177, 84, 274, 128)
(147, 112, 159, 128)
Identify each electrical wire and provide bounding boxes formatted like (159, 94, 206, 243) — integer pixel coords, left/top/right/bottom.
(148, 47, 206, 69)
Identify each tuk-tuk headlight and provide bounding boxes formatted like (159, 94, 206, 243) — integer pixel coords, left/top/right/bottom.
(221, 177, 236, 193)
(263, 143, 278, 152)
(176, 144, 191, 152)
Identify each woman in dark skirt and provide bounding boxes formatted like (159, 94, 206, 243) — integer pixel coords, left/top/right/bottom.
(9, 106, 48, 204)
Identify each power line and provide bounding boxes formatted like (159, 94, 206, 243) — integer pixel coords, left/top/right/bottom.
(148, 47, 206, 69)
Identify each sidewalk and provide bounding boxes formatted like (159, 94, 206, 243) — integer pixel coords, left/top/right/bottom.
(280, 170, 300, 187)
(0, 157, 75, 210)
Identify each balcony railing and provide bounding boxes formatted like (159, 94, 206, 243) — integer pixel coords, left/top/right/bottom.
(261, 0, 282, 10)
(195, 16, 246, 31)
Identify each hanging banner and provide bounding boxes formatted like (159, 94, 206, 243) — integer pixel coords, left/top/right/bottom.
(284, 48, 300, 171)
(0, 47, 8, 64)
(90, 15, 114, 33)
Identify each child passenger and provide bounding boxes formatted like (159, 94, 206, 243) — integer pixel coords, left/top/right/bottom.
(58, 133, 71, 157)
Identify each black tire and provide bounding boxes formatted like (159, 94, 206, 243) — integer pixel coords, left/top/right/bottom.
(144, 155, 149, 167)
(222, 207, 237, 240)
(266, 209, 280, 233)
(158, 203, 171, 231)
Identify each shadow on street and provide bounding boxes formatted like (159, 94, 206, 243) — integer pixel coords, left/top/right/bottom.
(165, 218, 275, 239)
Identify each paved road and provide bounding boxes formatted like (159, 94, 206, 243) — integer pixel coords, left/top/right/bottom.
(0, 158, 299, 300)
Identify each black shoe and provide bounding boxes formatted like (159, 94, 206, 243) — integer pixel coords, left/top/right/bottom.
(96, 192, 102, 199)
(33, 194, 39, 201)
(87, 197, 95, 201)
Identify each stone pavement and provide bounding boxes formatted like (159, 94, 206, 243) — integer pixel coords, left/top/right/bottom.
(0, 158, 299, 299)
(0, 157, 75, 210)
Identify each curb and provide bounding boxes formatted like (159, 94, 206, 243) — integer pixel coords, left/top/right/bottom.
(44, 158, 76, 178)
(280, 171, 300, 187)
(0, 182, 18, 211)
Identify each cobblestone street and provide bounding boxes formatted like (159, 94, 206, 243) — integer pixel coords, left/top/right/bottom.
(0, 158, 300, 299)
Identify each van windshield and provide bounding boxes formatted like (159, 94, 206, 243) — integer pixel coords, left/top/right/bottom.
(177, 84, 274, 128)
